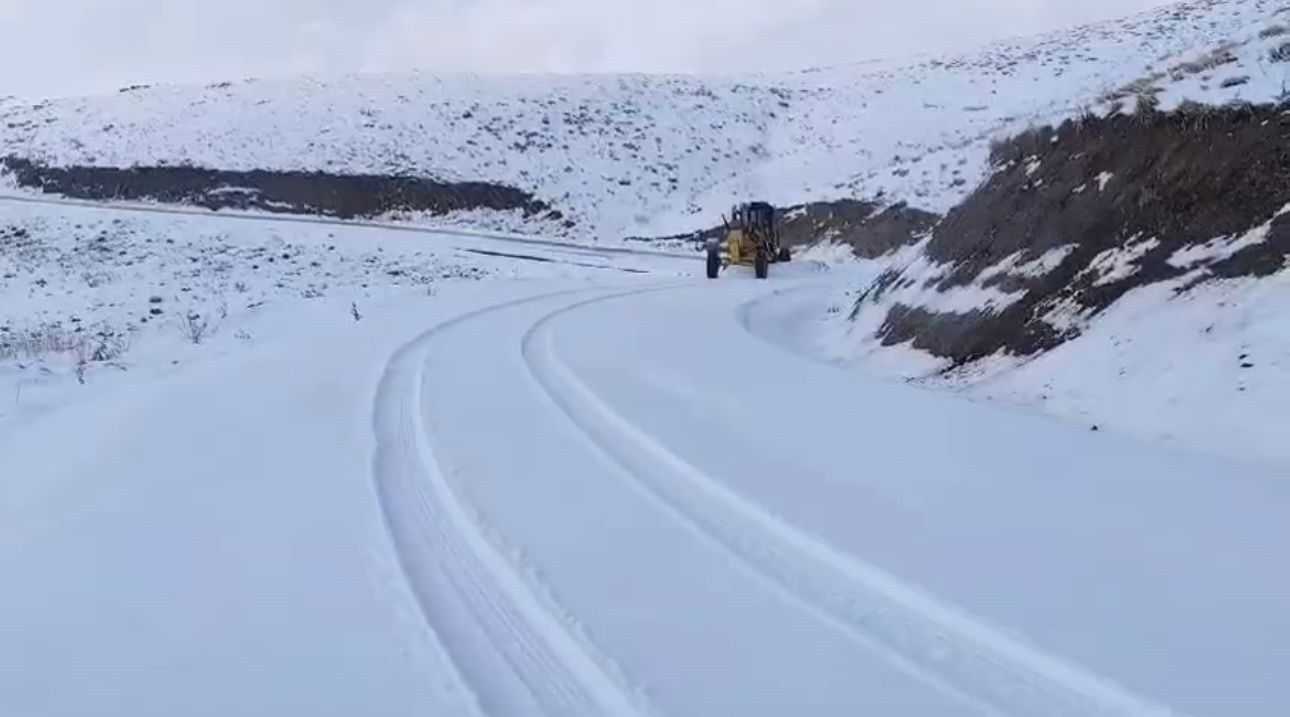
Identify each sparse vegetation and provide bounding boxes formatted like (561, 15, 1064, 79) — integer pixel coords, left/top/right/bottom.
(177, 312, 213, 345)
(0, 321, 131, 373)
(1175, 100, 1220, 131)
(1134, 90, 1162, 117)
(1169, 44, 1239, 79)
(1270, 41, 1290, 63)
(0, 323, 82, 362)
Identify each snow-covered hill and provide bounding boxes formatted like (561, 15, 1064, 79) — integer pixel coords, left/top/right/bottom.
(3, 0, 1289, 460)
(4, 0, 1289, 241)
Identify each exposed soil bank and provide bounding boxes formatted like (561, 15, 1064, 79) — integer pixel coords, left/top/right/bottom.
(0, 157, 558, 222)
(862, 102, 1290, 365)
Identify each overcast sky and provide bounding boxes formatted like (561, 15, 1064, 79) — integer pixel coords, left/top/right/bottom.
(1, 0, 1173, 100)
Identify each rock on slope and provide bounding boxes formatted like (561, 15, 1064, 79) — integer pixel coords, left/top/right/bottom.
(3, 0, 1288, 241)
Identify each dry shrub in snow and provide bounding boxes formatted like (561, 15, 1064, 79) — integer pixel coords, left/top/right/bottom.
(0, 323, 80, 361)
(1169, 45, 1239, 78)
(177, 312, 214, 345)
(1, 322, 131, 387)
(80, 324, 132, 363)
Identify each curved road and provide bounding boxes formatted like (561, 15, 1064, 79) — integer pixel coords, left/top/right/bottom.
(4, 276, 1289, 716)
(372, 281, 1290, 716)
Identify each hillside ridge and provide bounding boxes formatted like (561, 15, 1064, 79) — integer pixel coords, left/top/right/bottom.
(4, 0, 1287, 241)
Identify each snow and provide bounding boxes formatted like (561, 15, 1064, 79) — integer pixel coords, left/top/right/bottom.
(810, 256, 1290, 467)
(9, 192, 1290, 713)
(793, 239, 864, 266)
(0, 280, 605, 717)
(962, 271, 1290, 467)
(5, 1, 1290, 713)
(1167, 206, 1287, 268)
(4, 0, 1289, 241)
(0, 196, 698, 715)
(978, 245, 1076, 282)
(1085, 236, 1161, 286)
(823, 238, 1027, 360)
(1040, 296, 1095, 333)
(567, 281, 1290, 714)
(0, 197, 686, 431)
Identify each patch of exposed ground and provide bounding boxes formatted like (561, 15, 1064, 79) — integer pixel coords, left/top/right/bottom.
(859, 101, 1290, 365)
(1, 157, 561, 224)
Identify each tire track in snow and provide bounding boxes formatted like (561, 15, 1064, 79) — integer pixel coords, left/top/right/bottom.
(373, 290, 651, 717)
(520, 289, 1180, 717)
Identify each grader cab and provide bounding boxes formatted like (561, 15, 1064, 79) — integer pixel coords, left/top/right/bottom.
(706, 201, 791, 280)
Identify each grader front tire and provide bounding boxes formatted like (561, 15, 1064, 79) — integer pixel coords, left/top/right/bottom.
(706, 247, 721, 279)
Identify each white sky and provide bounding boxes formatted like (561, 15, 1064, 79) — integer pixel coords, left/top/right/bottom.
(1, 0, 1174, 100)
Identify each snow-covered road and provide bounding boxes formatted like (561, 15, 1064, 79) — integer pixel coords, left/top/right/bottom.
(4, 274, 1289, 716)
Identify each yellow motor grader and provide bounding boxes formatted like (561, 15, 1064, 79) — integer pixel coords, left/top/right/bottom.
(706, 201, 791, 280)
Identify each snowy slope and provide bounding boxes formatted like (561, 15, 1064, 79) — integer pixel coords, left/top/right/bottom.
(0, 198, 686, 431)
(781, 254, 1290, 466)
(4, 0, 1289, 241)
(963, 273, 1290, 464)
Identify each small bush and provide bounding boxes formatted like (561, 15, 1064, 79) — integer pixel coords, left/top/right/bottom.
(178, 312, 213, 345)
(82, 324, 131, 362)
(1270, 41, 1290, 63)
(1134, 91, 1162, 117)
(1076, 106, 1100, 128)
(988, 125, 1052, 167)
(82, 270, 113, 288)
(1260, 24, 1288, 38)
(1175, 100, 1219, 132)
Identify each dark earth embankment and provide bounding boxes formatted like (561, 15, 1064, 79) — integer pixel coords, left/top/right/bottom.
(0, 157, 559, 222)
(629, 199, 940, 258)
(862, 101, 1290, 365)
